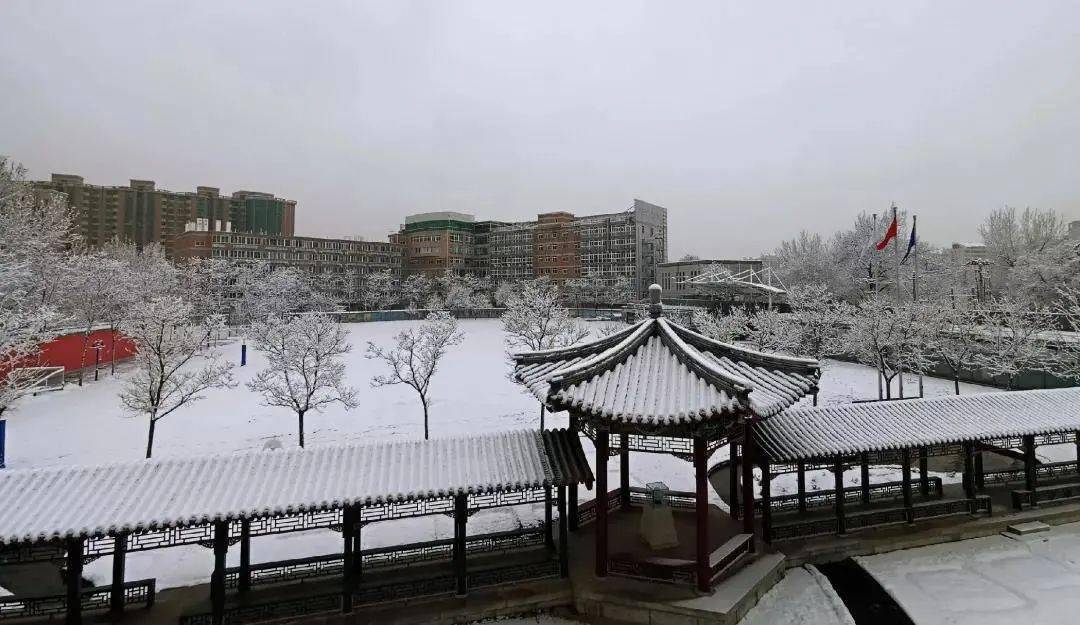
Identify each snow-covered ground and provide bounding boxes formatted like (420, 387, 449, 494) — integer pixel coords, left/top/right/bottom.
(857, 522, 1080, 625)
(1, 320, 1005, 591)
(739, 565, 854, 625)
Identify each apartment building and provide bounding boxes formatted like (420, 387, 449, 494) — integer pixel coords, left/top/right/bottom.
(173, 223, 400, 290)
(485, 199, 668, 296)
(35, 174, 295, 250)
(397, 211, 477, 277)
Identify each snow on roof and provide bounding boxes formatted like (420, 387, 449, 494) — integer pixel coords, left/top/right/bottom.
(0, 429, 586, 545)
(513, 317, 819, 424)
(757, 388, 1080, 462)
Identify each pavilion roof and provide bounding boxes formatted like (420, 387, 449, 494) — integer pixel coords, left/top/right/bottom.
(0, 429, 591, 545)
(756, 388, 1080, 462)
(513, 316, 819, 425)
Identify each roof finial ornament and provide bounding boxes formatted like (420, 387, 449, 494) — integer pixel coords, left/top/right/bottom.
(648, 283, 663, 318)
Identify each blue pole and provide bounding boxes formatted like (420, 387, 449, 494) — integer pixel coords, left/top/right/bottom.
(241, 343, 247, 367)
(0, 419, 6, 469)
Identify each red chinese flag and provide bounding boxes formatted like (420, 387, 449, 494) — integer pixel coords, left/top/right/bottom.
(876, 216, 898, 251)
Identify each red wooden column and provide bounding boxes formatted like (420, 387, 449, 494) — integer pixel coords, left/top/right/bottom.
(834, 458, 846, 534)
(729, 440, 740, 519)
(210, 520, 229, 625)
(568, 413, 580, 531)
(65, 538, 84, 625)
(1023, 435, 1037, 506)
(110, 534, 127, 615)
(694, 436, 710, 593)
(901, 448, 914, 523)
(595, 427, 609, 577)
(741, 419, 756, 551)
(620, 433, 631, 509)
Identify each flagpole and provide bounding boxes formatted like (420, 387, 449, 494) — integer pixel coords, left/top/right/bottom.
(913, 214, 924, 397)
(893, 204, 904, 399)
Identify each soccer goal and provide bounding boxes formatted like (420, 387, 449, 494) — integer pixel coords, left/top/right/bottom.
(9, 366, 66, 395)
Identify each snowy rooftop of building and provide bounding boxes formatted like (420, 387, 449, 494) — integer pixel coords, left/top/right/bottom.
(756, 388, 1080, 462)
(513, 314, 819, 424)
(0, 429, 591, 545)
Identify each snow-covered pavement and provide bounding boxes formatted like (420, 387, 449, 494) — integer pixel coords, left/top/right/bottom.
(739, 565, 854, 625)
(858, 522, 1080, 625)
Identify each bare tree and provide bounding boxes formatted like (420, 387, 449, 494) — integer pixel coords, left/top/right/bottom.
(59, 251, 121, 386)
(502, 279, 590, 429)
(247, 313, 358, 447)
(785, 284, 852, 361)
(366, 311, 464, 440)
(927, 300, 982, 394)
(361, 268, 397, 310)
(849, 295, 909, 399)
(973, 297, 1052, 389)
(401, 274, 433, 311)
(120, 296, 235, 458)
(690, 307, 750, 343)
(747, 308, 792, 353)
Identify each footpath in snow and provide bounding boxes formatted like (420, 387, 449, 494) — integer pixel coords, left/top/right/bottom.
(739, 565, 855, 625)
(858, 521, 1080, 625)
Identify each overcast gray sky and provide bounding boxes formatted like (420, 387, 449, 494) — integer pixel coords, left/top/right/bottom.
(1, 1, 1077, 257)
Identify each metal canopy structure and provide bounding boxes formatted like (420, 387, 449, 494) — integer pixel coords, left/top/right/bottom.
(682, 266, 788, 308)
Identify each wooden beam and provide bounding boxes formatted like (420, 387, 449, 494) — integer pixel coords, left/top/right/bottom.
(919, 447, 930, 498)
(454, 493, 468, 596)
(901, 448, 913, 523)
(568, 413, 579, 531)
(741, 420, 756, 550)
(110, 534, 127, 615)
(620, 433, 631, 510)
(596, 428, 609, 577)
(1023, 434, 1037, 505)
(859, 452, 871, 505)
(730, 440, 741, 519)
(694, 436, 710, 593)
(962, 441, 976, 499)
(796, 460, 806, 513)
(238, 519, 251, 594)
(211, 520, 228, 625)
(341, 506, 354, 613)
(834, 458, 845, 534)
(544, 485, 554, 550)
(65, 538, 83, 625)
(558, 485, 569, 578)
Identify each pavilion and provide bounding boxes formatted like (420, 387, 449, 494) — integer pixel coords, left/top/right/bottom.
(513, 284, 821, 591)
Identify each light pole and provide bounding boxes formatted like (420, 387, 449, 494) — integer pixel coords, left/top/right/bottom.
(91, 339, 105, 382)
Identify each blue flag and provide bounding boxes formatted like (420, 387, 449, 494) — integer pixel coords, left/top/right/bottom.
(901, 215, 917, 264)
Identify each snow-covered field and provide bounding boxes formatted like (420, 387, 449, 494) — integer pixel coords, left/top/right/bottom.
(858, 522, 1080, 625)
(2, 319, 1003, 591)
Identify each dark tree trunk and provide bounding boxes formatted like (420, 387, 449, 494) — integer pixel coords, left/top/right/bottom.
(145, 417, 156, 459)
(539, 404, 546, 431)
(78, 333, 89, 386)
(298, 411, 306, 448)
(422, 399, 429, 440)
(954, 375, 961, 395)
(110, 330, 117, 374)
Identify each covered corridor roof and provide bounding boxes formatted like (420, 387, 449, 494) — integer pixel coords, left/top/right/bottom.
(756, 388, 1080, 462)
(513, 316, 819, 424)
(0, 429, 591, 545)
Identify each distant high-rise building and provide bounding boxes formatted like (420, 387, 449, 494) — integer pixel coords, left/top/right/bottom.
(399, 199, 668, 296)
(34, 174, 296, 251)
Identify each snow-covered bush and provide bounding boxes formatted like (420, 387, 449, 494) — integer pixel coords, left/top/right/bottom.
(502, 278, 589, 352)
(785, 284, 851, 361)
(690, 307, 749, 343)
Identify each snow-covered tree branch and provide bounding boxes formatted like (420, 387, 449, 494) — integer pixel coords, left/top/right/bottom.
(247, 313, 358, 447)
(366, 311, 464, 440)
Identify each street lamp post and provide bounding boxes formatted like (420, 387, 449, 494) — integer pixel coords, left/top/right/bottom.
(91, 339, 105, 382)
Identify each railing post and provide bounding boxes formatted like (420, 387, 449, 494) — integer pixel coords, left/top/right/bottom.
(454, 493, 468, 596)
(901, 449, 914, 523)
(796, 460, 806, 513)
(595, 427, 609, 577)
(859, 453, 871, 505)
(730, 441, 740, 519)
(341, 506, 354, 613)
(1023, 435, 1038, 506)
(238, 519, 251, 594)
(694, 436, 710, 593)
(558, 485, 569, 578)
(919, 447, 929, 498)
(620, 433, 631, 510)
(110, 534, 127, 615)
(211, 520, 228, 625)
(66, 537, 83, 625)
(834, 458, 845, 534)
